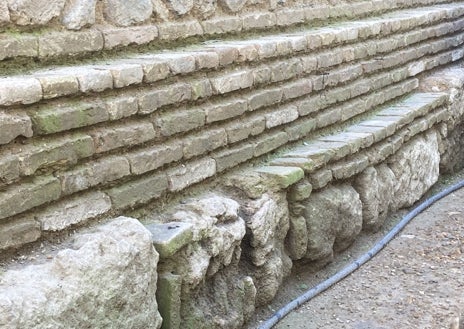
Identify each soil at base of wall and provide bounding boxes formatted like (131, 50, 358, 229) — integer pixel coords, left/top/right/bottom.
(247, 169, 464, 329)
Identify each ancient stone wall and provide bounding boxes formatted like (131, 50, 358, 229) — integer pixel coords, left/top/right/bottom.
(1, 0, 464, 328)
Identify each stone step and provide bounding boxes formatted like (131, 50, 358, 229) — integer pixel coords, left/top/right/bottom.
(1, 2, 463, 108)
(265, 91, 448, 189)
(0, 0, 457, 63)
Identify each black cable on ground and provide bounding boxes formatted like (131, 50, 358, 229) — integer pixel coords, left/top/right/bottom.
(258, 179, 464, 329)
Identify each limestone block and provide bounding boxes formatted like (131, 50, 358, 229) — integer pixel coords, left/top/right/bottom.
(58, 155, 130, 195)
(39, 31, 104, 58)
(159, 196, 245, 290)
(192, 0, 216, 18)
(146, 222, 194, 258)
(0, 111, 33, 145)
(30, 101, 109, 134)
(106, 173, 168, 210)
(103, 0, 153, 26)
(0, 77, 42, 106)
(201, 16, 243, 35)
(301, 184, 362, 262)
(254, 166, 304, 190)
(182, 128, 227, 159)
(158, 21, 203, 40)
(127, 141, 183, 175)
(35, 73, 79, 99)
(166, 158, 216, 192)
(285, 215, 308, 260)
(7, 0, 65, 25)
(0, 155, 20, 186)
(62, 0, 97, 30)
(0, 217, 41, 250)
(214, 143, 254, 172)
(354, 165, 395, 232)
(205, 99, 247, 123)
(225, 116, 265, 144)
(288, 179, 313, 201)
(210, 70, 253, 94)
(0, 217, 162, 329)
(253, 131, 288, 157)
(138, 83, 192, 114)
(157, 273, 182, 329)
(37, 191, 112, 231)
(90, 121, 156, 153)
(105, 96, 138, 120)
(154, 107, 205, 136)
(190, 79, 213, 100)
(242, 12, 276, 30)
(388, 130, 440, 209)
(94, 63, 144, 88)
(0, 1, 10, 24)
(101, 26, 159, 49)
(219, 0, 247, 12)
(0, 176, 61, 220)
(0, 35, 38, 60)
(19, 134, 95, 176)
(165, 0, 193, 15)
(265, 105, 299, 128)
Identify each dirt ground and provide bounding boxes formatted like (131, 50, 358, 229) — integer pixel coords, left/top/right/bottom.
(248, 170, 464, 329)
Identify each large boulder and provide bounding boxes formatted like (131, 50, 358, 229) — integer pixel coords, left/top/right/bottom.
(0, 217, 162, 329)
(301, 184, 363, 263)
(7, 0, 65, 25)
(354, 164, 395, 231)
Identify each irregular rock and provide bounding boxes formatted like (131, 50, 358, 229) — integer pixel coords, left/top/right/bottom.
(7, 0, 65, 25)
(151, 0, 171, 21)
(285, 215, 308, 260)
(103, 0, 153, 26)
(193, 0, 217, 19)
(0, 1, 10, 24)
(301, 184, 363, 262)
(219, 0, 248, 12)
(241, 192, 291, 305)
(61, 0, 97, 30)
(0, 217, 162, 329)
(165, 0, 193, 15)
(354, 164, 395, 231)
(388, 130, 440, 209)
(181, 269, 257, 328)
(156, 195, 246, 290)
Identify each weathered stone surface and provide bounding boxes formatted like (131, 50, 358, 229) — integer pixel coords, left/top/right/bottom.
(146, 222, 194, 258)
(58, 155, 130, 195)
(37, 191, 112, 231)
(106, 173, 168, 210)
(19, 134, 95, 175)
(388, 130, 440, 209)
(354, 165, 395, 231)
(285, 215, 308, 260)
(0, 176, 61, 220)
(0, 77, 42, 106)
(241, 192, 291, 305)
(103, 0, 153, 26)
(0, 217, 162, 329)
(101, 26, 159, 49)
(36, 73, 79, 99)
(90, 121, 156, 153)
(165, 0, 193, 15)
(61, 0, 97, 30)
(193, 0, 216, 18)
(159, 196, 246, 290)
(0, 155, 20, 186)
(127, 141, 183, 175)
(254, 166, 304, 189)
(30, 102, 108, 134)
(300, 184, 362, 262)
(0, 111, 33, 145)
(0, 217, 41, 250)
(218, 0, 247, 12)
(0, 1, 10, 24)
(166, 158, 216, 192)
(7, 0, 65, 25)
(157, 273, 182, 329)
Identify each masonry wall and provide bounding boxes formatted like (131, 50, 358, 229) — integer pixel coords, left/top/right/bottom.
(1, 1, 464, 328)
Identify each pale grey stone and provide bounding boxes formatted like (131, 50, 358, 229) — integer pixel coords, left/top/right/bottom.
(219, 0, 248, 12)
(166, 158, 216, 192)
(302, 184, 363, 262)
(0, 77, 42, 106)
(0, 111, 33, 145)
(0, 217, 162, 329)
(37, 191, 112, 231)
(0, 1, 10, 24)
(354, 165, 395, 232)
(7, 0, 65, 25)
(193, 0, 216, 19)
(165, 0, 193, 15)
(61, 0, 96, 30)
(103, 0, 153, 26)
(388, 130, 440, 209)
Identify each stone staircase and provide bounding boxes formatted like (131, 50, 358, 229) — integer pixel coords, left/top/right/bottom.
(1, 1, 464, 328)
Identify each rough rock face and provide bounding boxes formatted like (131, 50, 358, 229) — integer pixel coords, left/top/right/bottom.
(219, 0, 248, 12)
(241, 192, 292, 306)
(354, 164, 396, 231)
(0, 217, 162, 329)
(7, 0, 66, 25)
(299, 184, 363, 263)
(388, 130, 440, 209)
(165, 0, 193, 15)
(103, 0, 153, 26)
(193, 0, 217, 18)
(62, 0, 97, 30)
(0, 2, 10, 25)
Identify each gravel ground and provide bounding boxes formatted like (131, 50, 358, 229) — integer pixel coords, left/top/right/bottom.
(249, 172, 464, 329)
